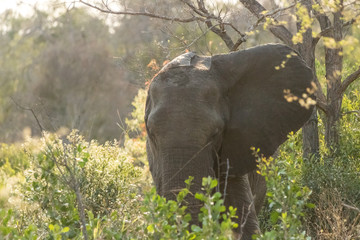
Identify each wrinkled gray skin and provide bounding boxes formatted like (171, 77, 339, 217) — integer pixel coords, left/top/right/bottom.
(145, 44, 314, 239)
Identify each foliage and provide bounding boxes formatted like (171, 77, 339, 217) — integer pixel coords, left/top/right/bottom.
(1, 85, 360, 239)
(0, 135, 239, 239)
(302, 88, 360, 237)
(0, 130, 142, 239)
(255, 133, 313, 240)
(123, 88, 148, 167)
(0, 143, 30, 177)
(141, 177, 238, 240)
(0, 0, 360, 238)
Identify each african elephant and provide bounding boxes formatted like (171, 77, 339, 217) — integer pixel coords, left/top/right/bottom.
(144, 44, 314, 239)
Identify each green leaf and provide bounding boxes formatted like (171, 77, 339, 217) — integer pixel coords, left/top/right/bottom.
(306, 203, 316, 209)
(48, 224, 54, 231)
(185, 176, 194, 187)
(195, 193, 205, 201)
(210, 179, 218, 189)
(270, 211, 280, 224)
(61, 227, 70, 233)
(147, 224, 155, 234)
(191, 225, 202, 233)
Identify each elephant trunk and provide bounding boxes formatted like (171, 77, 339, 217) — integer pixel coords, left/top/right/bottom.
(158, 147, 215, 224)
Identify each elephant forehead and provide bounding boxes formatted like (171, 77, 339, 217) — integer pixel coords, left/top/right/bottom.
(153, 67, 215, 87)
(150, 76, 219, 104)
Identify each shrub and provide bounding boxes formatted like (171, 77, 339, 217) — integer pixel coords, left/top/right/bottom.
(256, 133, 313, 240)
(140, 177, 238, 240)
(3, 130, 143, 238)
(302, 90, 360, 238)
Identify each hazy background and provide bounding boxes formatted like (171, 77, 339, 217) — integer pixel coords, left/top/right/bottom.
(0, 0, 278, 143)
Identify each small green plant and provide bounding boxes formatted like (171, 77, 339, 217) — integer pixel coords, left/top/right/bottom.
(141, 176, 238, 240)
(0, 208, 39, 240)
(255, 133, 313, 240)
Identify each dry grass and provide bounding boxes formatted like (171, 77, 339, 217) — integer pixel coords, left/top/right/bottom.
(307, 189, 360, 240)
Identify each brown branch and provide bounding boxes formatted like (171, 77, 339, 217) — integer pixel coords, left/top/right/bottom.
(161, 23, 223, 52)
(314, 0, 332, 29)
(315, 26, 334, 39)
(195, 0, 238, 51)
(316, 96, 329, 113)
(79, 0, 203, 23)
(239, 0, 294, 47)
(343, 17, 358, 27)
(180, 0, 207, 17)
(11, 97, 45, 134)
(339, 66, 360, 94)
(80, 0, 241, 51)
(231, 3, 295, 51)
(312, 0, 332, 45)
(341, 110, 360, 118)
(311, 73, 329, 114)
(205, 20, 235, 50)
(342, 203, 360, 213)
(313, 17, 358, 44)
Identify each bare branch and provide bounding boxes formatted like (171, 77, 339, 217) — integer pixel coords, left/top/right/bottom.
(311, 74, 329, 113)
(341, 110, 360, 118)
(239, 0, 295, 47)
(11, 97, 45, 134)
(180, 0, 207, 17)
(180, 0, 237, 50)
(343, 17, 358, 27)
(205, 20, 235, 50)
(79, 0, 203, 23)
(315, 26, 334, 40)
(339, 66, 360, 94)
(232, 3, 296, 51)
(313, 16, 358, 44)
(314, 0, 332, 30)
(342, 203, 360, 213)
(160, 23, 223, 53)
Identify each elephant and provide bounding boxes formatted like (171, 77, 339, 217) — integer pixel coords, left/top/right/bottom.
(144, 44, 314, 239)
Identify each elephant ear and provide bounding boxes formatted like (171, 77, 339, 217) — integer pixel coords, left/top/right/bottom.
(212, 44, 314, 175)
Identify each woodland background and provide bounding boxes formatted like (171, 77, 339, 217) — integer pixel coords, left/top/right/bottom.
(0, 0, 359, 239)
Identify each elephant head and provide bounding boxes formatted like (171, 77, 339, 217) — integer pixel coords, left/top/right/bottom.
(144, 44, 314, 238)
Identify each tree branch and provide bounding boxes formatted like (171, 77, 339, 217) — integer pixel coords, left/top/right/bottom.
(342, 203, 360, 213)
(190, 0, 237, 51)
(314, 0, 332, 28)
(239, 0, 295, 47)
(312, 0, 332, 45)
(79, 0, 203, 23)
(313, 16, 358, 44)
(341, 110, 360, 119)
(232, 3, 295, 51)
(11, 97, 45, 134)
(205, 20, 235, 50)
(339, 66, 360, 94)
(180, 0, 207, 17)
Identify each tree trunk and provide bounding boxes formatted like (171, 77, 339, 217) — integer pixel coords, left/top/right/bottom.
(302, 108, 320, 159)
(296, 4, 320, 159)
(324, 10, 343, 150)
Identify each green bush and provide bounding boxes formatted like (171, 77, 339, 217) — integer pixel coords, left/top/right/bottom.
(255, 133, 313, 240)
(301, 90, 360, 238)
(140, 177, 238, 240)
(0, 130, 143, 239)
(1, 87, 359, 239)
(0, 143, 30, 176)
